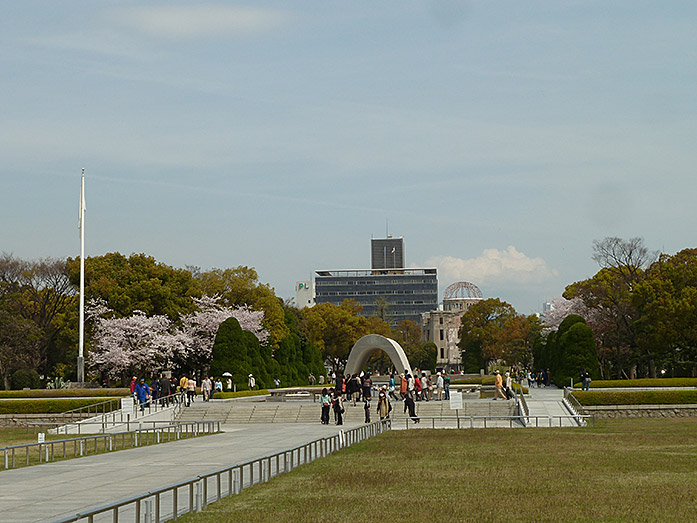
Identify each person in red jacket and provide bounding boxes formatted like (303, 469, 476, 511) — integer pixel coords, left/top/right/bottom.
(130, 376, 137, 397)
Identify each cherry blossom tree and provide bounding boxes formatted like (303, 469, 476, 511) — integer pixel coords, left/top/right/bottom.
(87, 295, 268, 379)
(175, 296, 268, 367)
(87, 300, 174, 378)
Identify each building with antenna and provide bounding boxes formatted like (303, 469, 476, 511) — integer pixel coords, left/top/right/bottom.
(313, 236, 437, 325)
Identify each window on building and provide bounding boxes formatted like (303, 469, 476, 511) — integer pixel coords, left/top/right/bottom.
(440, 329, 444, 341)
(440, 347, 445, 359)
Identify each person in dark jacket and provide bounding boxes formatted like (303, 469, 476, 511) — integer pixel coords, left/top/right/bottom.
(404, 392, 419, 423)
(160, 375, 171, 405)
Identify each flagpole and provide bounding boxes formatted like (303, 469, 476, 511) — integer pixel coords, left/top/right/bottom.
(78, 168, 85, 384)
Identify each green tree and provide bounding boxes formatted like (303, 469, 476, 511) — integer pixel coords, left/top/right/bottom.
(67, 253, 199, 320)
(457, 298, 518, 371)
(554, 317, 600, 386)
(300, 300, 370, 371)
(633, 248, 697, 376)
(209, 317, 279, 390)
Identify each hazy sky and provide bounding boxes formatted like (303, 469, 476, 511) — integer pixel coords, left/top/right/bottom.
(1, 1, 695, 314)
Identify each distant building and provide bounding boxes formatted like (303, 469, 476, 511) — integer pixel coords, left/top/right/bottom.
(422, 282, 484, 373)
(314, 268, 437, 325)
(295, 281, 315, 308)
(313, 236, 437, 325)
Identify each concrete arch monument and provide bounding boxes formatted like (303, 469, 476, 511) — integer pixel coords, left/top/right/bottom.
(344, 334, 412, 377)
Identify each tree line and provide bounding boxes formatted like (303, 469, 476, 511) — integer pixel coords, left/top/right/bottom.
(0, 252, 435, 389)
(457, 238, 697, 386)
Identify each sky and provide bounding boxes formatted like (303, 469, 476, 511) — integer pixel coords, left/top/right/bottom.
(1, 1, 695, 314)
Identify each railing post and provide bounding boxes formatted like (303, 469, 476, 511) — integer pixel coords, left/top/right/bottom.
(144, 498, 153, 523)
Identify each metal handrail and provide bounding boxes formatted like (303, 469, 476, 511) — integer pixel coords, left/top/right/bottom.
(515, 387, 530, 426)
(396, 414, 595, 429)
(2, 420, 220, 471)
(56, 397, 122, 426)
(53, 419, 392, 523)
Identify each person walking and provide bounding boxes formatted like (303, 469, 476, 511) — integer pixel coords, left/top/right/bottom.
(376, 387, 391, 420)
(159, 375, 171, 406)
(248, 374, 256, 391)
(505, 371, 513, 400)
(320, 388, 331, 424)
(179, 375, 189, 404)
(134, 378, 150, 412)
(201, 376, 212, 402)
(362, 373, 372, 401)
(388, 373, 397, 400)
(333, 391, 344, 425)
(494, 370, 506, 400)
(404, 392, 419, 423)
(400, 373, 408, 399)
(186, 376, 197, 406)
(436, 372, 444, 401)
(364, 397, 371, 423)
(444, 373, 450, 400)
(580, 369, 591, 391)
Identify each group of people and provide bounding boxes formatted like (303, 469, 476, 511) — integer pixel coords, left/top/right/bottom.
(320, 369, 455, 426)
(396, 370, 450, 402)
(319, 380, 393, 426)
(129, 374, 226, 411)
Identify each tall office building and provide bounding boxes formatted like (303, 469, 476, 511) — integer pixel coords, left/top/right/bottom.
(371, 237, 404, 270)
(314, 236, 437, 325)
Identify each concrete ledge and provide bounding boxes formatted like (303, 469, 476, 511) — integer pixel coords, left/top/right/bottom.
(583, 404, 697, 419)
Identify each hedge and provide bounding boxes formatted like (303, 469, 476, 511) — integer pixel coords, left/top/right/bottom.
(572, 378, 697, 389)
(0, 389, 130, 399)
(211, 390, 270, 400)
(0, 398, 121, 415)
(573, 390, 697, 406)
(451, 377, 495, 385)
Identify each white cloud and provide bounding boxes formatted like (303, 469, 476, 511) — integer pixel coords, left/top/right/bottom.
(111, 5, 291, 39)
(427, 246, 557, 286)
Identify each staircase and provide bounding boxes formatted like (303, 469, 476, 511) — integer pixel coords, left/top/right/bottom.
(177, 398, 517, 425)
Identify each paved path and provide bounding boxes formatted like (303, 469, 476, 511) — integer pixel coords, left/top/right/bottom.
(0, 421, 363, 523)
(524, 385, 577, 427)
(0, 389, 577, 522)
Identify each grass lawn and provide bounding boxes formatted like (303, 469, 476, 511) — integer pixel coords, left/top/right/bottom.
(179, 418, 697, 522)
(0, 427, 67, 447)
(0, 427, 217, 471)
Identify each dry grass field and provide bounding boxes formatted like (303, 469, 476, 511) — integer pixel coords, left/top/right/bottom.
(179, 417, 697, 522)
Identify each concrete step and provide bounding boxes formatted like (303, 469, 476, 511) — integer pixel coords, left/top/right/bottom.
(175, 399, 517, 424)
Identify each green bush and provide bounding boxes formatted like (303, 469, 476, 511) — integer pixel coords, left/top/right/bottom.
(572, 378, 697, 389)
(0, 398, 120, 414)
(211, 390, 269, 400)
(11, 369, 41, 390)
(0, 389, 130, 398)
(573, 390, 697, 406)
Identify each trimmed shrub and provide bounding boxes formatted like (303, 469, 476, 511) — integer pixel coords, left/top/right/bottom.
(11, 369, 41, 390)
(572, 378, 697, 389)
(0, 389, 130, 399)
(573, 390, 697, 406)
(211, 390, 270, 400)
(0, 398, 120, 415)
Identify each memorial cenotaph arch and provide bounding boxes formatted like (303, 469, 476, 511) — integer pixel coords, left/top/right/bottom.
(344, 334, 412, 377)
